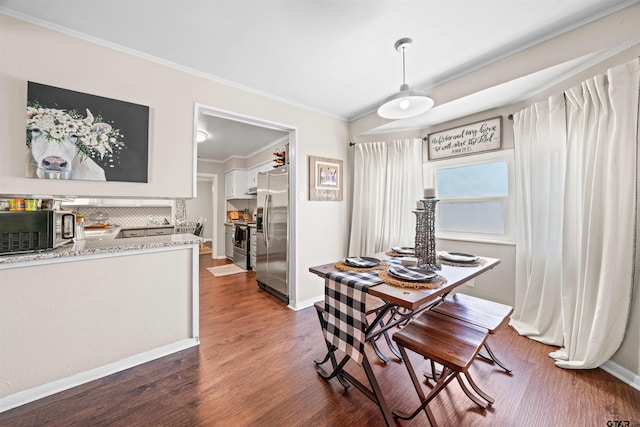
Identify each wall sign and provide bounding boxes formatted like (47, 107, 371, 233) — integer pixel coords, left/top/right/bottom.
(427, 116, 502, 160)
(309, 156, 343, 201)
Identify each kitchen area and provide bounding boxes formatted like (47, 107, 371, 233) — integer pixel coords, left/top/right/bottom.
(223, 155, 289, 303)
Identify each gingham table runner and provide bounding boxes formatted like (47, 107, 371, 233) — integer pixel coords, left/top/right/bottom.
(324, 269, 383, 365)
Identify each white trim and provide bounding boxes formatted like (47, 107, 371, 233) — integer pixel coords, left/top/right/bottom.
(191, 247, 200, 339)
(291, 297, 320, 311)
(0, 338, 199, 413)
(600, 360, 640, 391)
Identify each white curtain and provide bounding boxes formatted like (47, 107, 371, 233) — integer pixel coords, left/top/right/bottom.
(511, 58, 640, 369)
(349, 139, 423, 256)
(509, 94, 567, 345)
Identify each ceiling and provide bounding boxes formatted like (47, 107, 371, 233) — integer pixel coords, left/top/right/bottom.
(1, 0, 637, 161)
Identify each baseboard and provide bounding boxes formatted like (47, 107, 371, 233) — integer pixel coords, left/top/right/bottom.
(600, 360, 640, 391)
(0, 338, 199, 413)
(291, 296, 320, 311)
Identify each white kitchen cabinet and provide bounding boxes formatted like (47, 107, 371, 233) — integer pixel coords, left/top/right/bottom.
(224, 223, 234, 259)
(146, 227, 174, 236)
(224, 169, 250, 199)
(247, 162, 272, 189)
(120, 227, 174, 238)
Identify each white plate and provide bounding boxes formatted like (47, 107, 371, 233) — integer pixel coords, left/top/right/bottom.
(387, 265, 436, 282)
(440, 251, 479, 263)
(391, 246, 415, 255)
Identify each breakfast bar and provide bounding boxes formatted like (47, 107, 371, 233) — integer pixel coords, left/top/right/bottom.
(0, 234, 202, 412)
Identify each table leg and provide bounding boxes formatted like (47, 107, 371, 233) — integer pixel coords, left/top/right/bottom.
(332, 355, 396, 427)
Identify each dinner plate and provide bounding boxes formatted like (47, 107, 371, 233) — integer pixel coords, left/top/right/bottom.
(387, 265, 436, 282)
(391, 246, 415, 255)
(440, 251, 479, 263)
(344, 256, 380, 268)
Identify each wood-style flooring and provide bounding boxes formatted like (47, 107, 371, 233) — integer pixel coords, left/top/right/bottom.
(1, 254, 639, 426)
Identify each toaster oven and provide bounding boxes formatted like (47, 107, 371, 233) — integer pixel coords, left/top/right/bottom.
(0, 210, 75, 255)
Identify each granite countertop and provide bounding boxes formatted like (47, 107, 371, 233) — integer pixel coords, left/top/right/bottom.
(0, 233, 203, 266)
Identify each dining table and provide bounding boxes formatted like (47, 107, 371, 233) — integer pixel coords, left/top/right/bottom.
(309, 252, 500, 426)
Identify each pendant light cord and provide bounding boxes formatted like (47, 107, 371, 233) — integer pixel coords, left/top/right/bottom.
(402, 45, 407, 86)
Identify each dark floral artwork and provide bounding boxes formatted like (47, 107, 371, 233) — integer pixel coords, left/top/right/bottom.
(26, 82, 149, 182)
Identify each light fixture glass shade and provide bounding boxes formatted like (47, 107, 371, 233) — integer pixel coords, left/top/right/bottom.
(196, 130, 208, 143)
(377, 84, 434, 119)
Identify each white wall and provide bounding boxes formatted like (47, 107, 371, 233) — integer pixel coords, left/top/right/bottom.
(0, 13, 350, 308)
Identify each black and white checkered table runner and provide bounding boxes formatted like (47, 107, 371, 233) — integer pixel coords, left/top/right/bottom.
(324, 269, 383, 365)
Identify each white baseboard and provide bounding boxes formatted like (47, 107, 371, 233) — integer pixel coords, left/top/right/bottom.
(600, 360, 640, 391)
(291, 296, 321, 311)
(0, 338, 199, 413)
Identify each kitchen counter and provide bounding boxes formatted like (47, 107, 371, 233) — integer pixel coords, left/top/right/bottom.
(0, 233, 203, 266)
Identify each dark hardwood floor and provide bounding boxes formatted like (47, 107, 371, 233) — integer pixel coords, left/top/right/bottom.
(2, 254, 639, 426)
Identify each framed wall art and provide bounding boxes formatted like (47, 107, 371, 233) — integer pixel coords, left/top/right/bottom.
(427, 116, 502, 160)
(309, 156, 343, 201)
(26, 81, 150, 182)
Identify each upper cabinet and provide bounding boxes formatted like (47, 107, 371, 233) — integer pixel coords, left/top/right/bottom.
(225, 169, 252, 199)
(247, 162, 273, 190)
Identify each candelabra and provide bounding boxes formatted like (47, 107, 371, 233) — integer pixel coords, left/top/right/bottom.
(414, 198, 440, 270)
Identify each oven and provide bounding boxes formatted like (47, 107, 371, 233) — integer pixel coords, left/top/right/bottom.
(232, 224, 249, 270)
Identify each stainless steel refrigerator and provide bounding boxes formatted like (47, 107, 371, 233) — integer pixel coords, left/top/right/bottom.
(256, 165, 289, 303)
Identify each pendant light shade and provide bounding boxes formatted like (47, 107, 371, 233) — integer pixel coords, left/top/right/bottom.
(377, 38, 434, 120)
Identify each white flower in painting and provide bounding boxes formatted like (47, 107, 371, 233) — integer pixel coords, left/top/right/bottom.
(26, 103, 125, 162)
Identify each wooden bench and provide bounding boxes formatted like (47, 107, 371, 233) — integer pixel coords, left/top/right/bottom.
(432, 293, 513, 372)
(391, 310, 494, 425)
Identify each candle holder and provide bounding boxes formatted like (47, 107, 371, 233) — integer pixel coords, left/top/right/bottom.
(414, 198, 440, 270)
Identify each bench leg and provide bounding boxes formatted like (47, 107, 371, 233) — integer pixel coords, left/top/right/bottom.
(456, 375, 488, 409)
(463, 372, 495, 405)
(483, 341, 512, 373)
(392, 344, 455, 425)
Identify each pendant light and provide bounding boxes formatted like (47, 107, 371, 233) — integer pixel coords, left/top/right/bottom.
(377, 38, 434, 119)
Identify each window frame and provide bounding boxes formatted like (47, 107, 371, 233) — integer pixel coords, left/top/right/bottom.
(423, 148, 515, 245)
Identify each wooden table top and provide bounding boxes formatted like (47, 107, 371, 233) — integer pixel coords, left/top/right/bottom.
(309, 255, 500, 310)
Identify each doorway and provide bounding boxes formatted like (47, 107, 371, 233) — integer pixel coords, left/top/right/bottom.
(185, 174, 216, 258)
(193, 104, 298, 306)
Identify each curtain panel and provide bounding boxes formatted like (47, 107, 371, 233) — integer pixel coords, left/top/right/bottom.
(348, 139, 423, 256)
(511, 58, 640, 369)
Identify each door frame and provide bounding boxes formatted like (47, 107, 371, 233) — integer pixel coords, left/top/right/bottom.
(193, 104, 298, 307)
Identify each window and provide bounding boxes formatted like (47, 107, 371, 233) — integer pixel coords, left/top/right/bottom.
(423, 149, 515, 244)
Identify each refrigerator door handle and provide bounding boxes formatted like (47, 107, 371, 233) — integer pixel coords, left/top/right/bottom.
(263, 194, 270, 246)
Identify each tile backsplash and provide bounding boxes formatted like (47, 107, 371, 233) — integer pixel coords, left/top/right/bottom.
(71, 206, 173, 228)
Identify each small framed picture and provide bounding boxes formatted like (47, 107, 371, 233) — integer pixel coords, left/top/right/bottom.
(309, 156, 343, 201)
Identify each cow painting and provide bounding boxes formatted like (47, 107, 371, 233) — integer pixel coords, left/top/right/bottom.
(26, 105, 125, 181)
